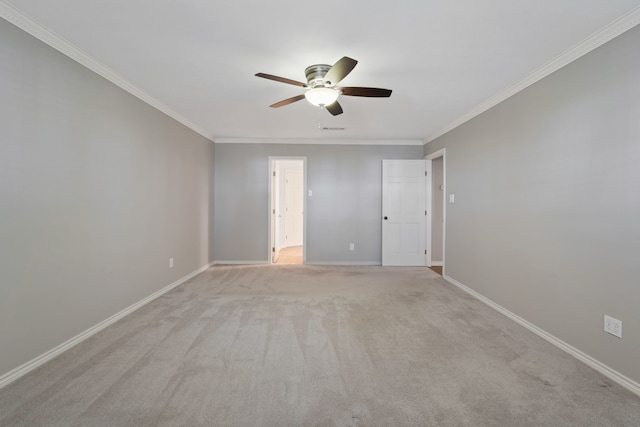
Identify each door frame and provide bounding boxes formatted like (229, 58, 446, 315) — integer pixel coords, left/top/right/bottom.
(268, 157, 307, 264)
(425, 148, 446, 273)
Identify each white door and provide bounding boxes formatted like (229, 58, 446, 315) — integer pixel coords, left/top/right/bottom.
(382, 159, 426, 266)
(285, 170, 303, 247)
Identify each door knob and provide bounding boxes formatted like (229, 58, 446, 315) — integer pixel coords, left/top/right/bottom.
(384, 216, 388, 220)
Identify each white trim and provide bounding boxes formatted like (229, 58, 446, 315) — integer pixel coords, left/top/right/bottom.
(443, 274, 640, 397)
(212, 260, 270, 265)
(424, 158, 433, 267)
(214, 260, 380, 266)
(424, 6, 640, 144)
(425, 149, 446, 160)
(215, 138, 424, 146)
(305, 261, 380, 266)
(0, 262, 214, 390)
(425, 149, 446, 275)
(0, 1, 213, 141)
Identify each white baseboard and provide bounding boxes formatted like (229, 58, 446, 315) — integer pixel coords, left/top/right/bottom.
(443, 274, 640, 397)
(212, 260, 269, 265)
(0, 262, 214, 390)
(305, 261, 381, 266)
(213, 260, 381, 267)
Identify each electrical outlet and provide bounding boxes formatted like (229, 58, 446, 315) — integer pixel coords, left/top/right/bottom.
(604, 315, 622, 338)
(169, 258, 174, 269)
(349, 243, 355, 251)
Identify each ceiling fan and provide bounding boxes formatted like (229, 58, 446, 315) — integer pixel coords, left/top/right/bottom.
(255, 56, 392, 116)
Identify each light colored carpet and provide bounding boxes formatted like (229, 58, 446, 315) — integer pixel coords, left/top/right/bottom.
(1, 265, 639, 426)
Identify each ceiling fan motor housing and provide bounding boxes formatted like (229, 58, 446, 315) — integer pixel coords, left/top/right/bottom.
(305, 64, 332, 87)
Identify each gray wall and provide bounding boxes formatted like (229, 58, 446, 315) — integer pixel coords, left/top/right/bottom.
(214, 143, 424, 264)
(0, 19, 214, 377)
(425, 25, 640, 383)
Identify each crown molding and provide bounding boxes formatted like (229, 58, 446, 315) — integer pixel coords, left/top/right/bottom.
(0, 1, 213, 142)
(4, 1, 638, 147)
(424, 5, 640, 144)
(214, 138, 424, 145)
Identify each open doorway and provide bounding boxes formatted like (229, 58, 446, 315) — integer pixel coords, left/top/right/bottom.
(425, 149, 445, 275)
(269, 158, 306, 265)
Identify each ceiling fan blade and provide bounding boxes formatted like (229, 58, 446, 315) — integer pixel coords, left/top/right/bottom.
(323, 57, 358, 86)
(255, 73, 307, 87)
(325, 101, 343, 116)
(341, 87, 392, 97)
(269, 94, 306, 108)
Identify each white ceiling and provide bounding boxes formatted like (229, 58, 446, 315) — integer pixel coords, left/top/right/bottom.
(3, 1, 640, 143)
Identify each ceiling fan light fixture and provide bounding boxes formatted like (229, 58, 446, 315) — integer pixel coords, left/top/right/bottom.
(304, 87, 340, 107)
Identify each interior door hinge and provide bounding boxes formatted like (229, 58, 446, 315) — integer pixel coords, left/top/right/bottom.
(425, 250, 427, 255)
(272, 247, 275, 252)
(272, 209, 275, 214)
(425, 171, 427, 176)
(273, 171, 276, 176)
(425, 210, 427, 216)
